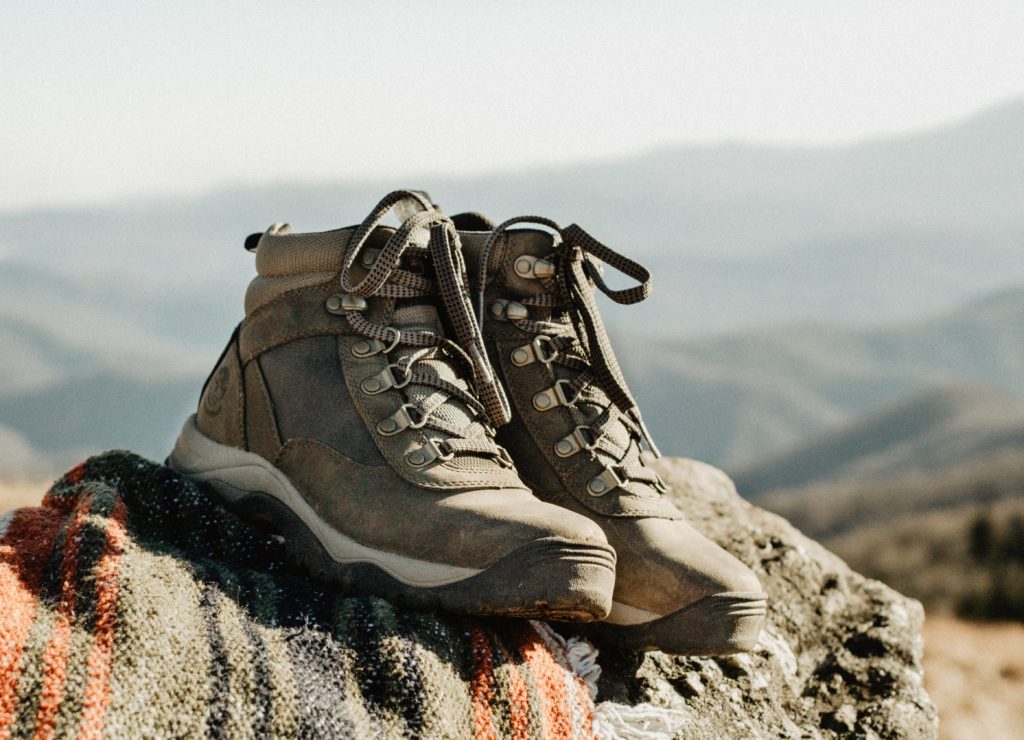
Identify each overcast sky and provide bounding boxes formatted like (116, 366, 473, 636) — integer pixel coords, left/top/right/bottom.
(2, 1, 1023, 211)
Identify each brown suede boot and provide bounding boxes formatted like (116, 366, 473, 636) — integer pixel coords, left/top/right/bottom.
(169, 192, 616, 621)
(456, 212, 767, 654)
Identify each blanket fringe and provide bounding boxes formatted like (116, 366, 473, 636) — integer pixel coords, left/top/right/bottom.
(593, 701, 689, 740)
(532, 621, 603, 700)
(537, 622, 691, 740)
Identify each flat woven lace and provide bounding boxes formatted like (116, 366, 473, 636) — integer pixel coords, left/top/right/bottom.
(476, 217, 663, 489)
(338, 191, 513, 463)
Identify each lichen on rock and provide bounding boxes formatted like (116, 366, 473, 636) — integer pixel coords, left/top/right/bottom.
(586, 458, 939, 739)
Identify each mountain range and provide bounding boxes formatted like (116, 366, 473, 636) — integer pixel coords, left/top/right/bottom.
(2, 97, 1023, 483)
(3, 96, 1023, 344)
(2, 284, 1023, 483)
(621, 287, 1024, 467)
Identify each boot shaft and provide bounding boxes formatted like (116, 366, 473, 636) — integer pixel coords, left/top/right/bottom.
(458, 221, 676, 518)
(196, 194, 522, 491)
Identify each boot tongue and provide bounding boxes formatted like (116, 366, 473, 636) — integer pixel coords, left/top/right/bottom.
(459, 229, 558, 285)
(391, 303, 474, 431)
(391, 302, 442, 338)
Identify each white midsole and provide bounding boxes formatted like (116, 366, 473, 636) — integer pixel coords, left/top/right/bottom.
(606, 600, 663, 626)
(168, 415, 482, 588)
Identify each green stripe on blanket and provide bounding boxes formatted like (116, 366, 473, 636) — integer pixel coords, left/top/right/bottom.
(0, 452, 597, 739)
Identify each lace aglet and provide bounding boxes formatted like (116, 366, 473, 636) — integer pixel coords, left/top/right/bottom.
(476, 291, 486, 330)
(634, 412, 662, 458)
(470, 345, 493, 385)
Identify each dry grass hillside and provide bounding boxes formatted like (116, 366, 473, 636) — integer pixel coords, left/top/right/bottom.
(733, 385, 1024, 497)
(0, 480, 49, 513)
(750, 445, 1024, 617)
(826, 496, 1024, 616)
(756, 447, 1024, 540)
(924, 616, 1024, 740)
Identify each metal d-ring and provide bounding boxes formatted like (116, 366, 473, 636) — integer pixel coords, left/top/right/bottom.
(360, 362, 414, 395)
(532, 335, 558, 363)
(380, 327, 402, 354)
(532, 378, 578, 411)
(385, 362, 414, 389)
(355, 328, 402, 359)
(587, 464, 624, 497)
(405, 438, 454, 467)
(554, 425, 599, 458)
(376, 403, 428, 436)
(511, 334, 557, 367)
(429, 438, 454, 461)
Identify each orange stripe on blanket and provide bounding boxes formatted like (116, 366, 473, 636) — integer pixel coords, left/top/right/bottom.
(32, 495, 93, 740)
(469, 627, 497, 740)
(64, 465, 86, 487)
(77, 497, 127, 740)
(531, 624, 595, 739)
(0, 508, 64, 740)
(516, 625, 573, 740)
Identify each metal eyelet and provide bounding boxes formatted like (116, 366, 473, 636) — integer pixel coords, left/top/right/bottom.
(405, 438, 453, 467)
(587, 465, 624, 497)
(352, 339, 383, 357)
(377, 404, 427, 436)
(513, 255, 555, 279)
(554, 426, 598, 458)
(359, 247, 381, 269)
(353, 327, 401, 358)
(326, 293, 367, 314)
(532, 379, 577, 411)
(360, 363, 413, 395)
(490, 299, 508, 319)
(489, 299, 528, 322)
(510, 335, 557, 367)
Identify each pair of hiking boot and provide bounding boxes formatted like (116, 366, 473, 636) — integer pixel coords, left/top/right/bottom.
(169, 191, 766, 655)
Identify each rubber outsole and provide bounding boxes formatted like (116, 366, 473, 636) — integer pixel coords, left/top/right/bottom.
(168, 417, 616, 621)
(219, 484, 616, 621)
(582, 592, 768, 655)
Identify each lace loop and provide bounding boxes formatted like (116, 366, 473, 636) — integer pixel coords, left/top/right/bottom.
(475, 216, 663, 485)
(333, 191, 514, 465)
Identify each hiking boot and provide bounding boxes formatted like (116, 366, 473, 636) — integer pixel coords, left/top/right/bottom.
(455, 213, 767, 654)
(169, 192, 616, 620)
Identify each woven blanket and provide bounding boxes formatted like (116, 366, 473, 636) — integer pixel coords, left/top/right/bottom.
(0, 452, 603, 739)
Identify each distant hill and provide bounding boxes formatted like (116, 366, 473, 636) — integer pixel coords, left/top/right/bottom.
(2, 98, 1023, 474)
(732, 385, 1024, 497)
(0, 260, 227, 382)
(1, 97, 1023, 339)
(0, 373, 199, 473)
(756, 448, 1024, 541)
(619, 287, 1024, 466)
(2, 285, 1024, 477)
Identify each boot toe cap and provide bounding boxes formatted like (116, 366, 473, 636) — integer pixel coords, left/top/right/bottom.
(597, 516, 768, 654)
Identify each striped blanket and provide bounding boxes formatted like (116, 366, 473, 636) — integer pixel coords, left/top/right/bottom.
(0, 452, 600, 739)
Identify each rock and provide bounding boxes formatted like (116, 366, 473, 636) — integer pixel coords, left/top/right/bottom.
(588, 458, 939, 739)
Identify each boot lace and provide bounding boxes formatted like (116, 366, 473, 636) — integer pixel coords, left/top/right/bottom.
(336, 191, 514, 466)
(475, 216, 665, 492)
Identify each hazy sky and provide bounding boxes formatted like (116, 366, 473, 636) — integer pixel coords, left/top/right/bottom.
(2, 1, 1023, 211)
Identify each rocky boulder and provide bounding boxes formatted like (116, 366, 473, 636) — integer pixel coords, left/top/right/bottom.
(588, 457, 939, 738)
